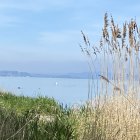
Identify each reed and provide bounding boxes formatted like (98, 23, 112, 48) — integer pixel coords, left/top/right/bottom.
(79, 13, 140, 139)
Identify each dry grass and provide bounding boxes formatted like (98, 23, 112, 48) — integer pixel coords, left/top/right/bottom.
(71, 93, 140, 140)
(78, 13, 140, 140)
(102, 95, 140, 139)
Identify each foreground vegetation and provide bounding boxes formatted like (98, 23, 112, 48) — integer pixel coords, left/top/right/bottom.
(0, 91, 140, 140)
(0, 92, 77, 140)
(1, 13, 140, 139)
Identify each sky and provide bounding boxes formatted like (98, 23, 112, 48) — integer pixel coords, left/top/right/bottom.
(0, 0, 140, 74)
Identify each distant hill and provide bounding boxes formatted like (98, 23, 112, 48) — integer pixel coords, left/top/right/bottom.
(0, 71, 31, 77)
(0, 70, 98, 79)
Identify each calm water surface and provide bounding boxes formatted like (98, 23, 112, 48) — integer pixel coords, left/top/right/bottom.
(0, 77, 89, 105)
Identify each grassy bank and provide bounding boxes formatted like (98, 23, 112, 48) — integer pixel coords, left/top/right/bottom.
(0, 92, 59, 115)
(0, 92, 140, 140)
(0, 92, 77, 140)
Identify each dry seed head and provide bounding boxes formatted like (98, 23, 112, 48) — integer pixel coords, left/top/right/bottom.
(116, 25, 121, 38)
(100, 37, 103, 48)
(103, 13, 109, 41)
(122, 23, 127, 49)
(133, 21, 138, 32)
(110, 15, 119, 42)
(123, 23, 127, 39)
(104, 13, 109, 28)
(79, 44, 84, 53)
(103, 28, 109, 41)
(99, 75, 110, 83)
(111, 27, 116, 42)
(131, 20, 137, 30)
(111, 15, 115, 29)
(92, 45, 96, 52)
(128, 23, 134, 47)
(95, 46, 100, 53)
(86, 36, 90, 46)
(102, 28, 106, 38)
(81, 31, 88, 46)
(85, 49, 90, 56)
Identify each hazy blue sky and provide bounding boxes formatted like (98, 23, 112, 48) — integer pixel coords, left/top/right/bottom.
(0, 0, 140, 74)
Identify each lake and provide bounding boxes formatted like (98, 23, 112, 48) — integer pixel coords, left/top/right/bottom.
(0, 76, 89, 105)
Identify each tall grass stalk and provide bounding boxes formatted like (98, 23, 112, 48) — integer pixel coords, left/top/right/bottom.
(79, 13, 140, 139)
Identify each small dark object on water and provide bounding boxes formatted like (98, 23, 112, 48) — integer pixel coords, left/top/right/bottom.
(17, 86, 21, 89)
